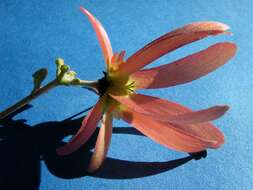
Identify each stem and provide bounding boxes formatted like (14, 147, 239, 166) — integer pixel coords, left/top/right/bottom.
(0, 79, 59, 120)
(78, 80, 98, 88)
(78, 80, 99, 94)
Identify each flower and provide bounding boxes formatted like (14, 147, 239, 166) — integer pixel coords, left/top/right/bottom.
(57, 7, 237, 172)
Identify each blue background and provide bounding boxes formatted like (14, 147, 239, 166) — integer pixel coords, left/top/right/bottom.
(0, 0, 252, 190)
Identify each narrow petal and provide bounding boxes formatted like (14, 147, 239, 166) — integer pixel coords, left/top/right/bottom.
(118, 51, 126, 63)
(111, 52, 119, 64)
(110, 93, 229, 124)
(120, 108, 219, 153)
(163, 105, 229, 124)
(80, 7, 113, 64)
(131, 42, 237, 89)
(108, 51, 126, 73)
(57, 97, 105, 155)
(87, 112, 113, 173)
(117, 22, 230, 75)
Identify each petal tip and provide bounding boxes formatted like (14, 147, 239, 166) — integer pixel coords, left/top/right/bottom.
(185, 21, 230, 32)
(211, 128, 225, 149)
(215, 42, 237, 59)
(218, 105, 230, 114)
(206, 21, 230, 31)
(212, 137, 225, 149)
(224, 42, 238, 57)
(80, 6, 91, 17)
(189, 21, 231, 37)
(213, 21, 230, 31)
(80, 6, 87, 12)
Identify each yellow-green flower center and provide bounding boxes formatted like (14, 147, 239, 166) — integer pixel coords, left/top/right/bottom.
(97, 72, 135, 97)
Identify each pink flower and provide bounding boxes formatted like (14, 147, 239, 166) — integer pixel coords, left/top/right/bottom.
(57, 7, 237, 172)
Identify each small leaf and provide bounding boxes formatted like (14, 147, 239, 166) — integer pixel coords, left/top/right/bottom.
(32, 68, 48, 93)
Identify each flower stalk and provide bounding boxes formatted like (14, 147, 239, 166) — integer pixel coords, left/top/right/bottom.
(0, 58, 97, 120)
(0, 79, 59, 120)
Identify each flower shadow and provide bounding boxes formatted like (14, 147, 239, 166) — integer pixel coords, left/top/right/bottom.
(91, 128, 206, 179)
(0, 105, 206, 189)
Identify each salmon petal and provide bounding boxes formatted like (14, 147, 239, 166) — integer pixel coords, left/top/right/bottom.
(120, 108, 220, 153)
(131, 42, 237, 89)
(110, 93, 229, 124)
(87, 111, 113, 172)
(80, 7, 113, 65)
(118, 22, 230, 75)
(57, 97, 105, 155)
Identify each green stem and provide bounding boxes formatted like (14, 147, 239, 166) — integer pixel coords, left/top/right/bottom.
(0, 79, 59, 120)
(78, 80, 98, 91)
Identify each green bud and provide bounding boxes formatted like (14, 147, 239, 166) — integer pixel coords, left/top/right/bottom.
(55, 58, 64, 66)
(32, 68, 48, 93)
(60, 64, 70, 73)
(54, 58, 82, 85)
(60, 71, 77, 85)
(56, 58, 65, 76)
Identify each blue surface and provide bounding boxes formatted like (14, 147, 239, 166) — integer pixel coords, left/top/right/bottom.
(0, 0, 252, 190)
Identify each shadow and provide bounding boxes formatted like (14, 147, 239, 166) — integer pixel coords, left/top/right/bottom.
(0, 105, 207, 189)
(0, 105, 94, 190)
(92, 156, 193, 179)
(0, 105, 41, 190)
(112, 127, 144, 136)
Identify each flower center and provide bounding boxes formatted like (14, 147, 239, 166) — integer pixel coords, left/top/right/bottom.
(97, 71, 135, 97)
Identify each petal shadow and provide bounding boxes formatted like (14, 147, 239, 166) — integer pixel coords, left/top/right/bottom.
(91, 156, 193, 179)
(0, 105, 207, 189)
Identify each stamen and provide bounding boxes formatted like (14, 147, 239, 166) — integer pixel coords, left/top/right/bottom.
(126, 81, 136, 94)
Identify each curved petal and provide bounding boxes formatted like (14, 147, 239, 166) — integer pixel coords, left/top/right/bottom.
(110, 93, 229, 124)
(57, 97, 105, 155)
(120, 108, 220, 153)
(117, 22, 230, 75)
(87, 111, 113, 173)
(131, 42, 237, 89)
(80, 7, 113, 65)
